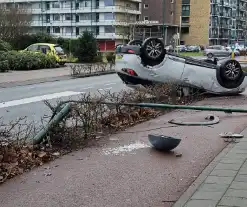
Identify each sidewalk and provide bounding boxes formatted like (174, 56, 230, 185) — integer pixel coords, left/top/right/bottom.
(0, 67, 72, 88)
(174, 128, 247, 207)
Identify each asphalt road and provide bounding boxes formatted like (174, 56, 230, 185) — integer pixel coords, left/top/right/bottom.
(0, 74, 126, 125)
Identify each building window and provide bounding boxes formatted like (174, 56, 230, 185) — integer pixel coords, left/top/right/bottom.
(144, 4, 149, 9)
(144, 16, 149, 21)
(65, 27, 72, 33)
(104, 13, 114, 20)
(104, 0, 114, 6)
(182, 5, 190, 16)
(65, 14, 72, 21)
(53, 14, 60, 21)
(81, 13, 91, 20)
(52, 2, 60, 8)
(170, 11, 173, 15)
(53, 27, 60, 33)
(105, 26, 115, 33)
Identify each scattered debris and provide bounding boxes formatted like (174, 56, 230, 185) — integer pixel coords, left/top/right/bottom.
(148, 134, 181, 151)
(52, 152, 60, 156)
(175, 153, 182, 157)
(43, 172, 52, 176)
(168, 114, 220, 126)
(219, 132, 244, 143)
(219, 132, 243, 138)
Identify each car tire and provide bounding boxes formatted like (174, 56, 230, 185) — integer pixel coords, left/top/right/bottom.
(59, 62, 65, 66)
(207, 53, 213, 58)
(216, 59, 245, 89)
(141, 37, 165, 62)
(128, 40, 143, 46)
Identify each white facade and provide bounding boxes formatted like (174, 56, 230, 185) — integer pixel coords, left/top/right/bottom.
(0, 0, 141, 40)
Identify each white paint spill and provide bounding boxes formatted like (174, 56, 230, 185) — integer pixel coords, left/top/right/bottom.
(102, 141, 150, 156)
(0, 91, 84, 109)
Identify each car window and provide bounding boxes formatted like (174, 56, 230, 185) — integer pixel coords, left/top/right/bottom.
(38, 45, 51, 54)
(26, 44, 39, 51)
(213, 46, 222, 50)
(54, 45, 65, 55)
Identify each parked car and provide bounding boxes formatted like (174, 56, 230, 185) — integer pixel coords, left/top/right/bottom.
(203, 45, 232, 58)
(176, 45, 187, 52)
(186, 45, 200, 52)
(23, 43, 67, 66)
(115, 38, 247, 95)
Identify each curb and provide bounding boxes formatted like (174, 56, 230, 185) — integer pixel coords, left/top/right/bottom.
(0, 71, 116, 88)
(71, 70, 115, 78)
(173, 122, 247, 207)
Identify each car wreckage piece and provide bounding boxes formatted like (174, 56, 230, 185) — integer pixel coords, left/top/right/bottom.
(115, 37, 247, 95)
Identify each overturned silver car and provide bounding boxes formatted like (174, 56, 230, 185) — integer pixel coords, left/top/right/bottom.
(115, 38, 247, 95)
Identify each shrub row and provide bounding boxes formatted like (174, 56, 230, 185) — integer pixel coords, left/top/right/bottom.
(0, 51, 56, 72)
(2, 32, 115, 64)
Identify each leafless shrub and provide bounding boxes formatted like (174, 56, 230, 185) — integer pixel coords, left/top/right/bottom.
(45, 84, 203, 150)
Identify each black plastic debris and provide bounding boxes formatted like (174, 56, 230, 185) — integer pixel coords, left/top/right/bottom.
(148, 134, 181, 151)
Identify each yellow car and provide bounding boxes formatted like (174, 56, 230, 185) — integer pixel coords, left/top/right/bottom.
(24, 43, 67, 66)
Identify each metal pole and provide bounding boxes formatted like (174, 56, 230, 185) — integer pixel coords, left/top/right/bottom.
(179, 15, 182, 45)
(162, 0, 165, 43)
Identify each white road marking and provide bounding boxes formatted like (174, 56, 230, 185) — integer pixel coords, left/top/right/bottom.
(105, 83, 116, 86)
(0, 91, 84, 109)
(98, 87, 113, 91)
(81, 87, 94, 90)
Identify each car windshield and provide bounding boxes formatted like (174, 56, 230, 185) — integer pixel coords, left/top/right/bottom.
(54, 46, 65, 55)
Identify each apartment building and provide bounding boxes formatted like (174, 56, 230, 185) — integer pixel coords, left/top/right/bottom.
(177, 0, 247, 46)
(134, 0, 179, 45)
(0, 0, 141, 51)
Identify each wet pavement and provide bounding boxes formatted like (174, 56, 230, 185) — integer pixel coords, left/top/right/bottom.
(1, 94, 247, 207)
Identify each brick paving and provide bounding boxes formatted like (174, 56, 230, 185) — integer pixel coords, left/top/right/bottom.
(174, 127, 247, 207)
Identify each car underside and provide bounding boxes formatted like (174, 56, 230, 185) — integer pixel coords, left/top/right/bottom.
(115, 38, 247, 95)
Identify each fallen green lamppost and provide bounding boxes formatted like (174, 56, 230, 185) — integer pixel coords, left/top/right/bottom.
(33, 103, 72, 145)
(117, 102, 247, 114)
(32, 102, 247, 145)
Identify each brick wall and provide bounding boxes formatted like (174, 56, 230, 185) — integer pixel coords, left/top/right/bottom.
(176, 0, 210, 46)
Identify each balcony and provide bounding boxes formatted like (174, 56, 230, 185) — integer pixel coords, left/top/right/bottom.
(30, 5, 141, 15)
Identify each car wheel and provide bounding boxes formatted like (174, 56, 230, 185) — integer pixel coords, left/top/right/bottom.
(141, 37, 165, 62)
(216, 59, 245, 89)
(59, 62, 65, 66)
(221, 59, 242, 81)
(207, 53, 213, 58)
(128, 40, 143, 46)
